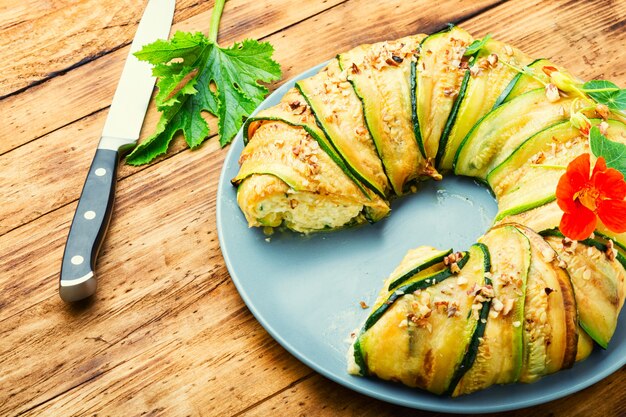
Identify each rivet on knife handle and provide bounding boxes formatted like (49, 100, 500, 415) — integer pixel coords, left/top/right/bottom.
(60, 146, 119, 302)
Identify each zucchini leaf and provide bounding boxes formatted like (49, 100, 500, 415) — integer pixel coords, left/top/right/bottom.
(126, 31, 282, 165)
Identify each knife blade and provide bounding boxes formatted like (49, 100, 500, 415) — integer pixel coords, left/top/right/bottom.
(59, 0, 176, 302)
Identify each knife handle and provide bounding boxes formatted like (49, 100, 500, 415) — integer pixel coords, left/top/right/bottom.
(60, 148, 120, 302)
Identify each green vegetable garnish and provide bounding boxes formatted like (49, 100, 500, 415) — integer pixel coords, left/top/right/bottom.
(126, 0, 282, 165)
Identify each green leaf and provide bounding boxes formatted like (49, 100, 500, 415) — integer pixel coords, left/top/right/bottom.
(134, 31, 207, 65)
(205, 39, 281, 145)
(582, 80, 626, 111)
(589, 126, 626, 177)
(582, 79, 620, 92)
(128, 32, 282, 165)
(463, 33, 492, 56)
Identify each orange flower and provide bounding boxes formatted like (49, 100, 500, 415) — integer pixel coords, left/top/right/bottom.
(556, 154, 626, 240)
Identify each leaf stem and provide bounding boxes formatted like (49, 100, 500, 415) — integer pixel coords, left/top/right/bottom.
(530, 164, 567, 170)
(501, 60, 547, 87)
(208, 0, 227, 44)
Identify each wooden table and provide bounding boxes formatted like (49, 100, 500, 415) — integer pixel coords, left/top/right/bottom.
(2, 0, 625, 415)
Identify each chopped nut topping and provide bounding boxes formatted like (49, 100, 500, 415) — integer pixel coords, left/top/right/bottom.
(558, 259, 568, 269)
(487, 53, 499, 67)
(447, 303, 460, 318)
(504, 45, 514, 56)
(351, 62, 360, 74)
(530, 151, 546, 164)
(450, 262, 461, 274)
(606, 239, 617, 261)
(469, 64, 481, 77)
(457, 276, 468, 286)
(492, 298, 504, 312)
(596, 103, 610, 120)
(541, 248, 555, 262)
(502, 298, 515, 316)
(599, 120, 609, 135)
(292, 144, 301, 156)
(545, 287, 554, 296)
(359, 301, 369, 309)
(545, 83, 560, 102)
(289, 199, 299, 209)
(443, 87, 458, 97)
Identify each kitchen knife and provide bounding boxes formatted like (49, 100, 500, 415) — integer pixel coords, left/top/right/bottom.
(59, 0, 176, 302)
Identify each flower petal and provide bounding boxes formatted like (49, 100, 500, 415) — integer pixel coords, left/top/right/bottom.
(559, 204, 597, 240)
(597, 199, 626, 233)
(569, 153, 591, 179)
(593, 168, 626, 200)
(556, 154, 591, 213)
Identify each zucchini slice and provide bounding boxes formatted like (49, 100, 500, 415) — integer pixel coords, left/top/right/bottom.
(297, 60, 390, 197)
(493, 58, 552, 107)
(385, 247, 453, 291)
(437, 39, 533, 171)
(414, 25, 473, 162)
(542, 230, 626, 348)
(453, 88, 579, 179)
(233, 121, 389, 232)
(576, 327, 594, 362)
(243, 88, 370, 198)
(500, 201, 626, 251)
(351, 245, 491, 395)
(453, 226, 530, 395)
(515, 225, 578, 383)
(338, 35, 435, 195)
(491, 119, 626, 221)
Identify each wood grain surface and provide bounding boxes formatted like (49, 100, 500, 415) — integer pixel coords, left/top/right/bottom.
(1, 0, 625, 416)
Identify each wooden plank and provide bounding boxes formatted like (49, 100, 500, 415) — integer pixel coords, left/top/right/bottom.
(1, 0, 623, 236)
(0, 144, 309, 416)
(0, 0, 217, 98)
(2, 0, 626, 416)
(238, 368, 626, 417)
(0, 0, 347, 155)
(0, 0, 500, 235)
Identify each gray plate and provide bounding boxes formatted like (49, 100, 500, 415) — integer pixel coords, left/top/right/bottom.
(216, 62, 625, 413)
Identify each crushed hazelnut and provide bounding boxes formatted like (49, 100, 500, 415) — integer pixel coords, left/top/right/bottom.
(443, 87, 458, 97)
(492, 298, 504, 312)
(530, 151, 546, 164)
(487, 53, 499, 67)
(599, 121, 609, 135)
(359, 301, 369, 309)
(595, 103, 610, 120)
(351, 62, 360, 74)
(545, 83, 560, 102)
(606, 240, 617, 261)
(502, 298, 515, 316)
(504, 45, 514, 56)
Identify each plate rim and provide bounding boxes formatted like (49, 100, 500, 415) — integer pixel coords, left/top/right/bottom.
(216, 61, 625, 413)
